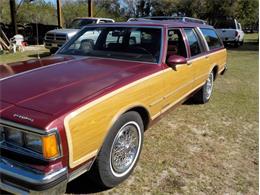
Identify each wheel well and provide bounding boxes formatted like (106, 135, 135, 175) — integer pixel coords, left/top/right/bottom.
(212, 66, 218, 80)
(127, 107, 150, 131)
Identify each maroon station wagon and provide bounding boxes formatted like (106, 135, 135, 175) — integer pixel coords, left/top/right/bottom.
(0, 20, 227, 194)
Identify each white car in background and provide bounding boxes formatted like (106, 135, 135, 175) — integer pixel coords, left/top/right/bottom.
(215, 18, 244, 47)
(44, 17, 115, 53)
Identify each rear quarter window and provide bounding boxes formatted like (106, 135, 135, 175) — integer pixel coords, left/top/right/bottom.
(200, 28, 223, 50)
(184, 28, 202, 57)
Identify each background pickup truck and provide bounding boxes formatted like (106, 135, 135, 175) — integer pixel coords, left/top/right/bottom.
(215, 18, 245, 47)
(44, 17, 114, 53)
(0, 19, 227, 194)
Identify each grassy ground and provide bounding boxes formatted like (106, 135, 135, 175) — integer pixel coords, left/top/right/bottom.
(244, 33, 259, 42)
(68, 34, 259, 194)
(0, 46, 50, 64)
(0, 34, 258, 194)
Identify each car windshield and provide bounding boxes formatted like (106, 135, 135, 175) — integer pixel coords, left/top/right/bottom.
(68, 19, 97, 29)
(58, 27, 162, 63)
(214, 20, 236, 29)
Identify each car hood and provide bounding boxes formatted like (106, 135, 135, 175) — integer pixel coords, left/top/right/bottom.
(0, 55, 78, 79)
(47, 28, 79, 34)
(0, 56, 160, 123)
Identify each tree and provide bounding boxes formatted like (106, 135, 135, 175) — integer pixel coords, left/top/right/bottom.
(0, 0, 11, 24)
(62, 0, 89, 26)
(122, 0, 138, 17)
(150, 0, 178, 16)
(234, 0, 259, 28)
(0, 0, 258, 30)
(17, 0, 57, 25)
(93, 0, 124, 21)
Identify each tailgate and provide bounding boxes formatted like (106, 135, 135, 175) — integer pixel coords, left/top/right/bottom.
(216, 29, 237, 40)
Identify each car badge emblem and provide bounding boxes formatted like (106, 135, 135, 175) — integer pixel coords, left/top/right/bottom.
(13, 114, 34, 122)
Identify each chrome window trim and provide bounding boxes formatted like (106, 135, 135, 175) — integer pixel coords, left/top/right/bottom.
(196, 27, 210, 51)
(0, 119, 63, 162)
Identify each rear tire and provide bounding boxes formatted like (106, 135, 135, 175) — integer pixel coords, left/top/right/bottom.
(234, 41, 239, 48)
(193, 71, 214, 104)
(90, 111, 144, 188)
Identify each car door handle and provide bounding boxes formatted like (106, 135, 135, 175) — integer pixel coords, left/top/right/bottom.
(187, 61, 192, 65)
(205, 55, 209, 59)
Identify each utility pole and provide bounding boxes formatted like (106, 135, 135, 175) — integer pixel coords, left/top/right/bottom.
(9, 0, 18, 35)
(57, 0, 63, 28)
(88, 0, 93, 17)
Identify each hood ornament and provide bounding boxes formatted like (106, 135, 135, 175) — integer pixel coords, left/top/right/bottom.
(13, 114, 34, 122)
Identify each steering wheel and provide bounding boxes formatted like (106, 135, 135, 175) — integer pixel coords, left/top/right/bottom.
(132, 46, 152, 55)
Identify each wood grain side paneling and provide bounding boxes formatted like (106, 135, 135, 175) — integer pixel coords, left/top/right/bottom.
(64, 70, 166, 168)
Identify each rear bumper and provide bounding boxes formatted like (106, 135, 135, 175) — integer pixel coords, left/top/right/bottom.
(0, 157, 67, 194)
(223, 39, 237, 43)
(222, 38, 242, 44)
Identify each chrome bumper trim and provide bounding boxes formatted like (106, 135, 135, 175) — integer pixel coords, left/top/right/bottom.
(0, 157, 67, 194)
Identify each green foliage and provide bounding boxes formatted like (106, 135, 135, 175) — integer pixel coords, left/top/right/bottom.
(0, 0, 258, 29)
(0, 0, 57, 25)
(62, 0, 89, 27)
(124, 0, 258, 28)
(150, 0, 178, 16)
(17, 0, 57, 25)
(234, 0, 259, 27)
(93, 0, 126, 22)
(0, 0, 11, 24)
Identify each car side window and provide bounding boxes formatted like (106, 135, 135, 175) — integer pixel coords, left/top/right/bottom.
(105, 20, 114, 23)
(106, 30, 123, 46)
(100, 20, 113, 23)
(184, 29, 202, 57)
(200, 28, 223, 50)
(167, 29, 187, 58)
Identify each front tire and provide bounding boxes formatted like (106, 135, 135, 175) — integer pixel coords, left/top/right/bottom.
(193, 71, 214, 104)
(90, 111, 144, 188)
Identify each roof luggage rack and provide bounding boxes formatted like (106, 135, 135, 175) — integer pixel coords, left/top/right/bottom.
(128, 16, 207, 24)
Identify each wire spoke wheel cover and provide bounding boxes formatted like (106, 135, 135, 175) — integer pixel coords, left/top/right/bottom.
(110, 121, 141, 177)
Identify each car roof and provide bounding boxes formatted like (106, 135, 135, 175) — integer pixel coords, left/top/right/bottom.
(74, 17, 114, 20)
(91, 20, 213, 29)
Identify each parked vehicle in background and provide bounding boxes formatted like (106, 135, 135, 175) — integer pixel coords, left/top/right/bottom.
(0, 20, 227, 194)
(44, 17, 115, 53)
(215, 18, 244, 47)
